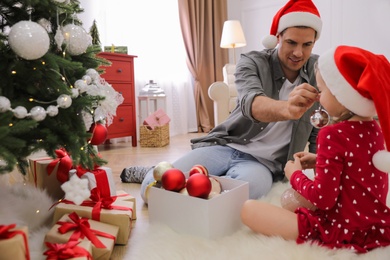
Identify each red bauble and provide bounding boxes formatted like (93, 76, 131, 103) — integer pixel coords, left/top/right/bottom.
(189, 164, 209, 176)
(186, 173, 212, 199)
(161, 168, 186, 192)
(88, 123, 108, 145)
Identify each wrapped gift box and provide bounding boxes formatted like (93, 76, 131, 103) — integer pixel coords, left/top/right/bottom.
(45, 213, 119, 260)
(28, 158, 65, 200)
(69, 167, 116, 198)
(43, 240, 92, 260)
(0, 225, 29, 260)
(52, 196, 134, 245)
(149, 177, 249, 239)
(116, 190, 137, 220)
(143, 108, 170, 130)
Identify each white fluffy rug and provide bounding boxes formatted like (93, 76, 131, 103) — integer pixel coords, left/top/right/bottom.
(2, 175, 390, 260)
(125, 181, 390, 260)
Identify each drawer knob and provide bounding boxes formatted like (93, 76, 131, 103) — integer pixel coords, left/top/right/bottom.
(117, 69, 122, 73)
(119, 117, 125, 122)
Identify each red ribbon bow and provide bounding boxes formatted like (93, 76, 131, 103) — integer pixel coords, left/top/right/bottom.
(47, 149, 73, 183)
(80, 188, 132, 221)
(43, 241, 92, 260)
(0, 224, 30, 260)
(56, 212, 116, 248)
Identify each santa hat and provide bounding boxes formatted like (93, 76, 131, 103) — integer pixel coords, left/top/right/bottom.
(262, 0, 322, 49)
(318, 45, 390, 173)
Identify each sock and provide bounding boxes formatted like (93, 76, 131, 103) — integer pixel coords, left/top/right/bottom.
(120, 166, 153, 183)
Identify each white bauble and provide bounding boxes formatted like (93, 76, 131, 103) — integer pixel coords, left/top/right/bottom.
(8, 21, 50, 60)
(0, 96, 11, 112)
(62, 24, 91, 56)
(82, 75, 92, 85)
(13, 106, 28, 119)
(86, 68, 99, 81)
(46, 105, 59, 117)
(74, 79, 88, 93)
(57, 94, 72, 109)
(71, 88, 79, 98)
(153, 161, 174, 182)
(30, 106, 46, 121)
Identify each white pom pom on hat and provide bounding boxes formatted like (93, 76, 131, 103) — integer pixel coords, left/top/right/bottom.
(318, 45, 390, 173)
(262, 0, 322, 49)
(262, 35, 278, 49)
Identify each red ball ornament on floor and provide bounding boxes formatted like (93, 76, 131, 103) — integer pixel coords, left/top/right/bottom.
(161, 168, 186, 192)
(186, 173, 212, 199)
(88, 123, 108, 145)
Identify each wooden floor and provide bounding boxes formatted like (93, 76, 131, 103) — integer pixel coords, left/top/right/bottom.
(97, 132, 205, 258)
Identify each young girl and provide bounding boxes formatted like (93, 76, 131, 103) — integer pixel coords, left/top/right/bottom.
(240, 45, 390, 253)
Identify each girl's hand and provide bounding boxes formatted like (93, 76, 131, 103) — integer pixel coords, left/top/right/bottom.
(294, 152, 316, 169)
(284, 155, 303, 180)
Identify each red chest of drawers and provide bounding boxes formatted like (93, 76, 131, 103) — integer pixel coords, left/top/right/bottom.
(98, 52, 138, 146)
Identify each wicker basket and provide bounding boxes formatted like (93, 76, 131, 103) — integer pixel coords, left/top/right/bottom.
(139, 124, 170, 147)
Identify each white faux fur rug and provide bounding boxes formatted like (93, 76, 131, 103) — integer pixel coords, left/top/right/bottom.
(125, 181, 390, 260)
(2, 175, 390, 259)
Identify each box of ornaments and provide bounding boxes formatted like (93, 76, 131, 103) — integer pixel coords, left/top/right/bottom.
(148, 162, 249, 239)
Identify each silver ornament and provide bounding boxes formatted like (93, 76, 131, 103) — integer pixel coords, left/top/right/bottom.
(0, 96, 11, 112)
(46, 105, 59, 117)
(71, 88, 79, 98)
(30, 106, 47, 121)
(8, 21, 50, 60)
(57, 94, 72, 109)
(82, 75, 92, 85)
(54, 28, 65, 50)
(86, 69, 99, 81)
(62, 24, 91, 56)
(310, 106, 330, 129)
(13, 106, 28, 119)
(75, 79, 88, 93)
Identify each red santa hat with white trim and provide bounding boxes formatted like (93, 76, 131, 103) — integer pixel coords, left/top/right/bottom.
(262, 0, 322, 49)
(318, 45, 390, 173)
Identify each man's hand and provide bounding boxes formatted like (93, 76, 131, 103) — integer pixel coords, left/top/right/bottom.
(251, 83, 318, 122)
(286, 83, 319, 119)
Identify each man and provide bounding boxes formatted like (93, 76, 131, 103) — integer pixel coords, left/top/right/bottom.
(124, 0, 322, 202)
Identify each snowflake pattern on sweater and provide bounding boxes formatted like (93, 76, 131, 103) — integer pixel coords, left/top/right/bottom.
(290, 120, 390, 253)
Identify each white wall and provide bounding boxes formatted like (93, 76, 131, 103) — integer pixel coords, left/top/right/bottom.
(228, 0, 390, 60)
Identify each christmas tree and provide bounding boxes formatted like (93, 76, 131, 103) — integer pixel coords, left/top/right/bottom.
(0, 0, 122, 175)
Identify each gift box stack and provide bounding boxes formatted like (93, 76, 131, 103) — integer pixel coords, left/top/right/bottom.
(140, 108, 170, 147)
(19, 149, 137, 260)
(0, 224, 30, 260)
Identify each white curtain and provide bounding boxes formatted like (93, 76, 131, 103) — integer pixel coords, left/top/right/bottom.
(80, 0, 197, 137)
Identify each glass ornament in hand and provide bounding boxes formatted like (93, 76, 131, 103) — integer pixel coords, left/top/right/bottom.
(8, 20, 50, 60)
(310, 106, 330, 129)
(280, 188, 316, 212)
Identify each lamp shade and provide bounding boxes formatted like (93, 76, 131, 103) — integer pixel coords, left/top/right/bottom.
(220, 20, 247, 49)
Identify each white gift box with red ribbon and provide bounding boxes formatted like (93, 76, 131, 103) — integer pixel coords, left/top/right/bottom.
(69, 166, 116, 198)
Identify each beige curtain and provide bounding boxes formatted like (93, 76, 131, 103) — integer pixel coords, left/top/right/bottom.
(178, 0, 228, 132)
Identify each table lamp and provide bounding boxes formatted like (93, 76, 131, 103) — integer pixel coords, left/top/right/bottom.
(220, 20, 246, 64)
